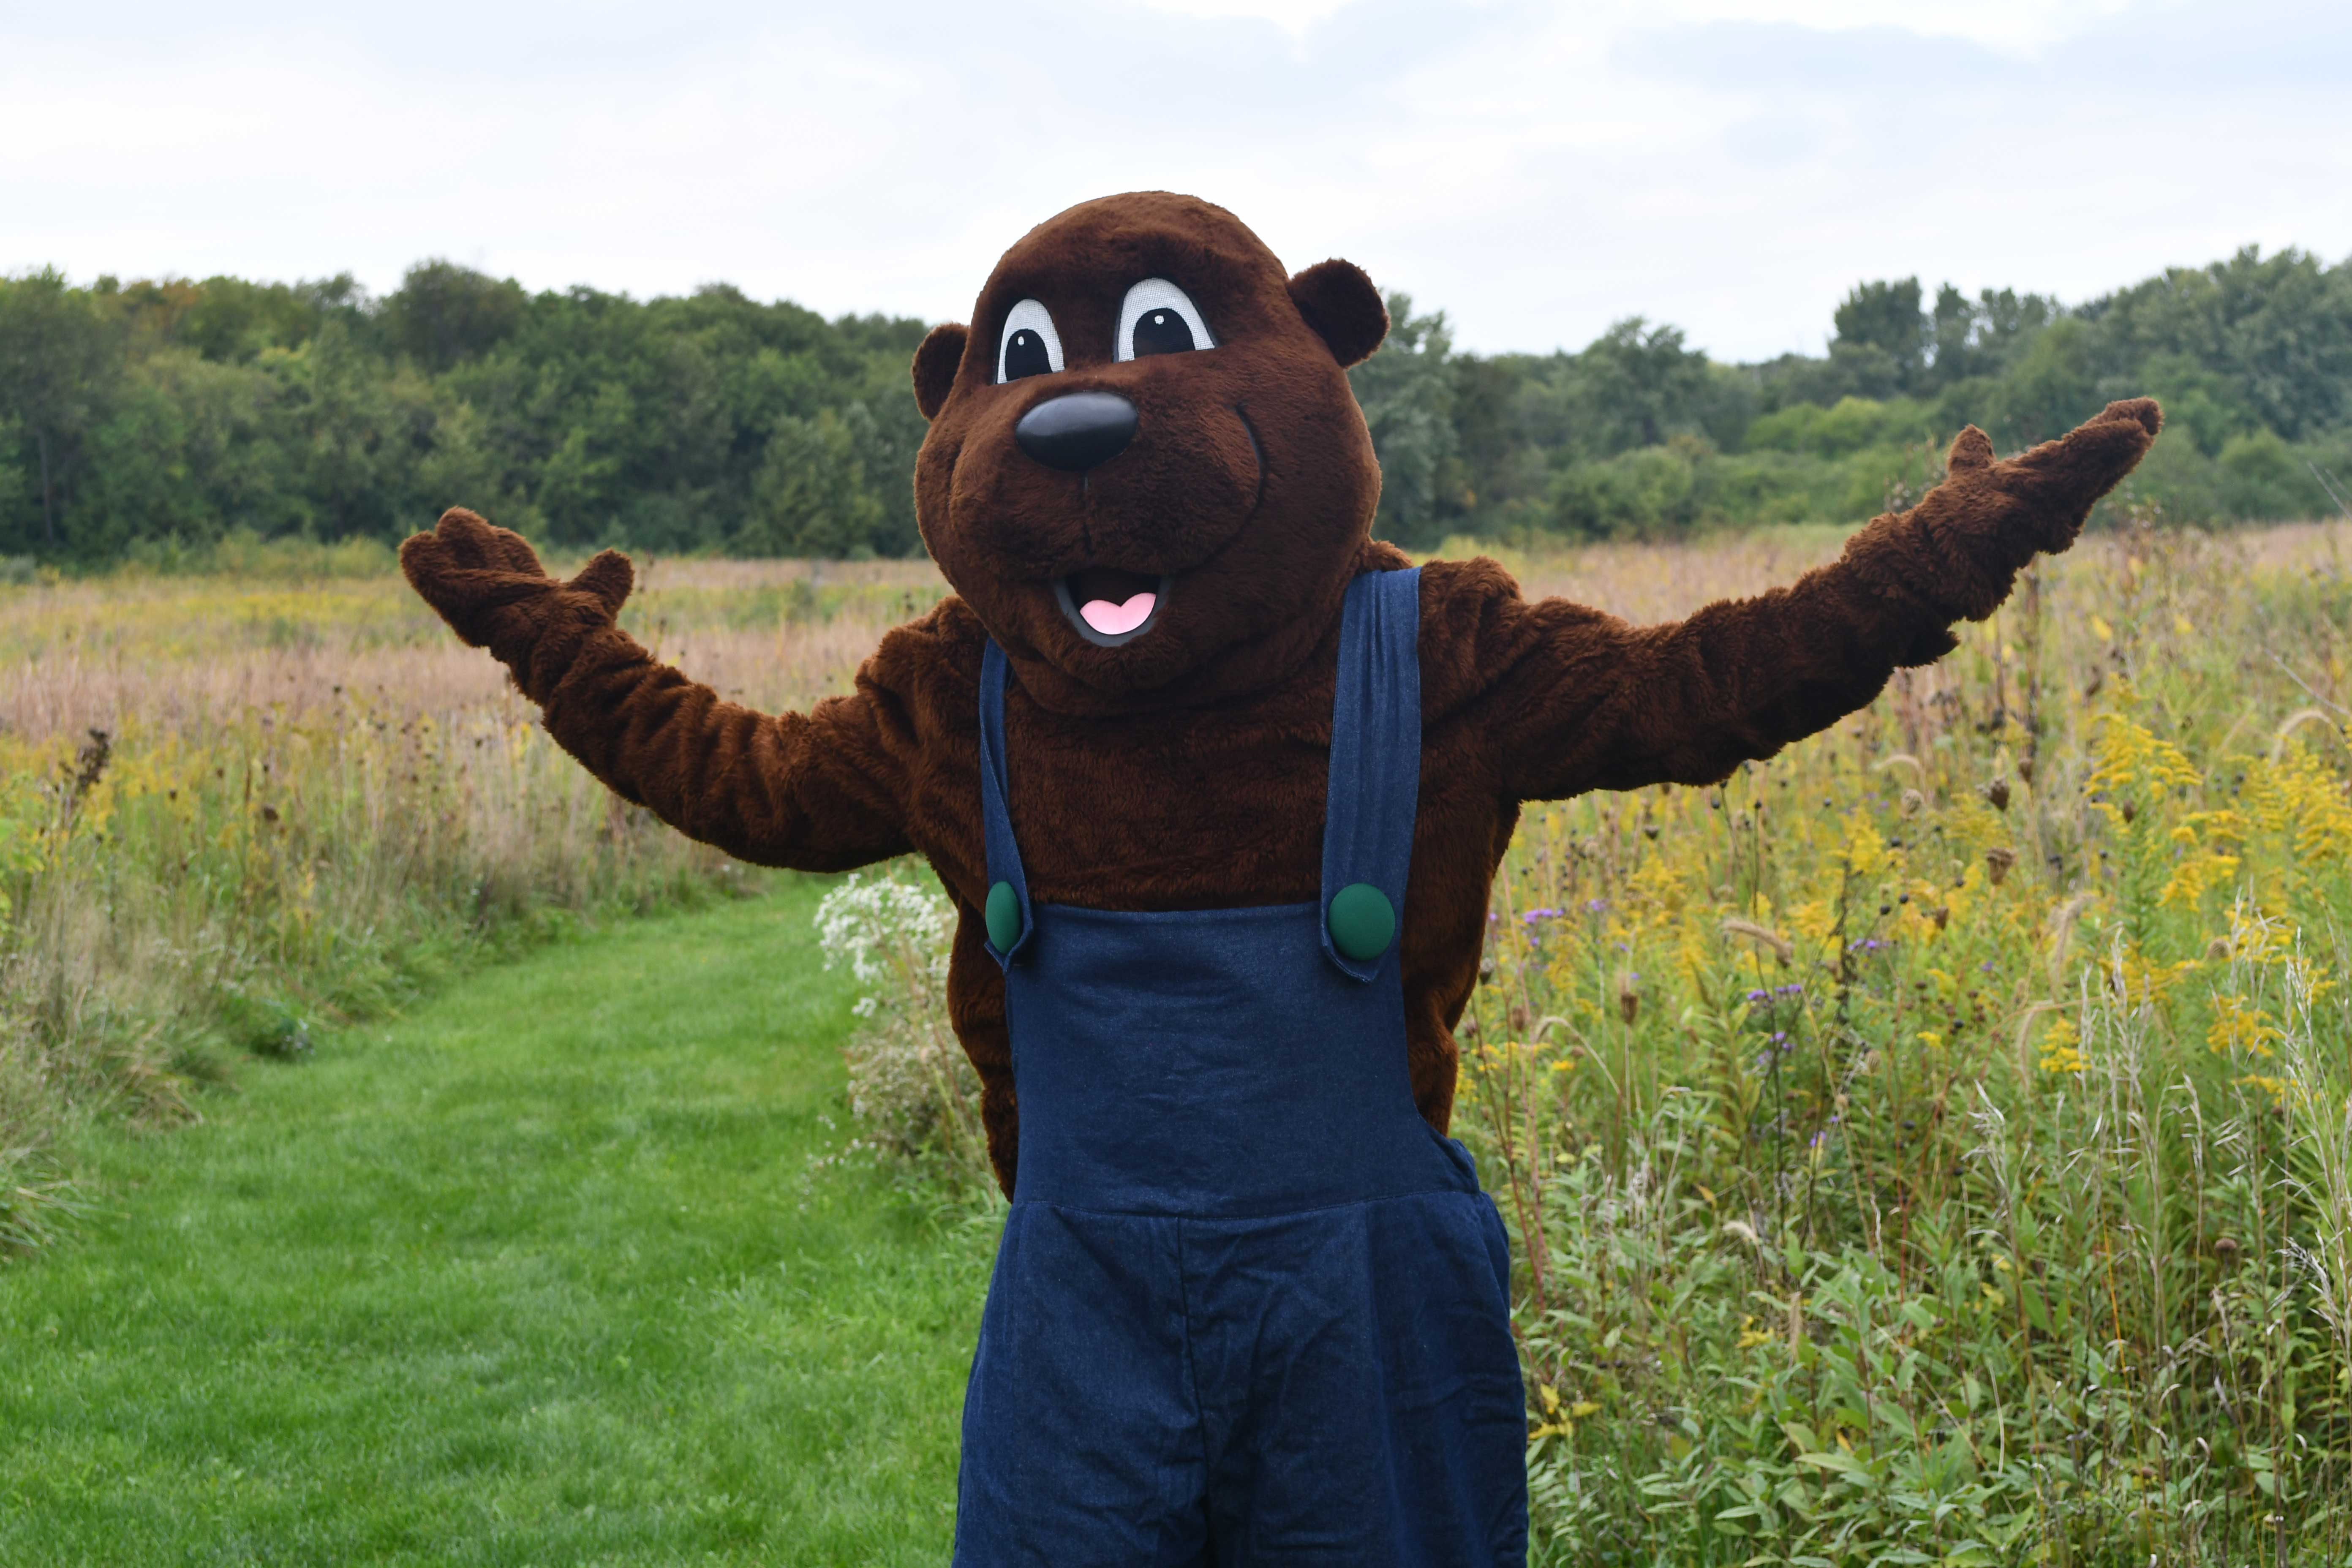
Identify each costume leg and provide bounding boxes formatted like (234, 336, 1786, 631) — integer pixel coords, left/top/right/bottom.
(954, 1203, 1211, 1567)
(1186, 1192, 1528, 1567)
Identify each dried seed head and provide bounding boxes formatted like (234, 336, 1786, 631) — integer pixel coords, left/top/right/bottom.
(1616, 971, 1640, 1026)
(1982, 777, 2011, 812)
(1985, 846, 2017, 885)
(1720, 917, 1794, 964)
(1900, 788, 1925, 817)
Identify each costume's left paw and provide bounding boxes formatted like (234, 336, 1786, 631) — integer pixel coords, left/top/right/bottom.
(1935, 397, 2164, 558)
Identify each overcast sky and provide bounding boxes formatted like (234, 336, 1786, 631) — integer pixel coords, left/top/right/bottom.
(3, 0, 2342, 362)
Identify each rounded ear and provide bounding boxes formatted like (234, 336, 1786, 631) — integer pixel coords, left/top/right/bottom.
(912, 323, 969, 420)
(1287, 260, 1388, 367)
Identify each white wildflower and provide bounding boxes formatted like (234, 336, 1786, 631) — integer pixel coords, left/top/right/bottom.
(813, 866, 987, 1186)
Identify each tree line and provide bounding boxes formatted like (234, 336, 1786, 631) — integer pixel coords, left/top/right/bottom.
(1352, 247, 2352, 546)
(3, 245, 2348, 565)
(0, 264, 929, 565)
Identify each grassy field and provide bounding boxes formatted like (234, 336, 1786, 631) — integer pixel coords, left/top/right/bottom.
(0, 883, 987, 1565)
(0, 526, 1842, 1224)
(14, 520, 2352, 1564)
(0, 544, 949, 1248)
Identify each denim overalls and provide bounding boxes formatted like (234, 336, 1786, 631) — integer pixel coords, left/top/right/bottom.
(953, 568, 1528, 1566)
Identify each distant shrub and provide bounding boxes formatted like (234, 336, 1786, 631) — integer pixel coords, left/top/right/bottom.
(1522, 437, 1951, 541)
(119, 528, 397, 580)
(1744, 396, 1941, 460)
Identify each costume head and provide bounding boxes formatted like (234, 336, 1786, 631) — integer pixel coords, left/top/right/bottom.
(910, 191, 1391, 707)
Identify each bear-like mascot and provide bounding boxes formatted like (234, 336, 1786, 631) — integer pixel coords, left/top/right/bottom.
(402, 191, 2161, 1566)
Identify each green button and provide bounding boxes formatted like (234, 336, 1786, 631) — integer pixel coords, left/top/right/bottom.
(985, 880, 1022, 953)
(1327, 882, 1395, 961)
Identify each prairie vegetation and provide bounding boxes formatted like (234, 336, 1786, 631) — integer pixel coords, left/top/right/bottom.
(14, 520, 2352, 1564)
(1458, 517, 2352, 1564)
(0, 545, 944, 1249)
(819, 520, 2352, 1563)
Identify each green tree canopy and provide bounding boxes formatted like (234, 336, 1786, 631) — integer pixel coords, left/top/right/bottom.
(1, 242, 2345, 564)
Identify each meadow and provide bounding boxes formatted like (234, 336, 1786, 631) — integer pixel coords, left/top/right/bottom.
(1, 887, 984, 1564)
(0, 542, 945, 1250)
(1458, 518, 2352, 1565)
(10, 519, 2352, 1563)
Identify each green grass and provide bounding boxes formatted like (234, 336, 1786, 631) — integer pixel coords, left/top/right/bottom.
(0, 882, 994, 1565)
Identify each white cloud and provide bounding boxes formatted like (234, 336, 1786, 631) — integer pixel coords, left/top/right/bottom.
(1635, 0, 2148, 54)
(1131, 0, 1354, 33)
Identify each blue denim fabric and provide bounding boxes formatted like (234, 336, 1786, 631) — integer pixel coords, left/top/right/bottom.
(956, 570, 1528, 1567)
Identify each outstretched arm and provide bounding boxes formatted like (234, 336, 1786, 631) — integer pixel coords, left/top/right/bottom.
(1439, 400, 2162, 802)
(400, 509, 916, 872)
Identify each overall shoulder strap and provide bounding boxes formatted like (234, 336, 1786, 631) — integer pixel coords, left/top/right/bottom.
(1320, 567, 1422, 982)
(977, 640, 1033, 967)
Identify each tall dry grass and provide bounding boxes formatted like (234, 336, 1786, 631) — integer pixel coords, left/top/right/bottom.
(16, 522, 2352, 1561)
(0, 552, 944, 1249)
(1449, 518, 2352, 1563)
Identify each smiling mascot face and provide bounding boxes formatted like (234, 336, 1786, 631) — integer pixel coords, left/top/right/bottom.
(910, 191, 1394, 705)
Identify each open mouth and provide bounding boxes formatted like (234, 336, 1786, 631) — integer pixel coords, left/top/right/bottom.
(1054, 566, 1172, 648)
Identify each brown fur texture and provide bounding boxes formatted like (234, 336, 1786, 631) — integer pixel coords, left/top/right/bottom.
(401, 192, 2161, 1195)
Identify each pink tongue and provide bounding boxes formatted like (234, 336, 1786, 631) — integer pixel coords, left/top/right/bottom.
(1080, 591, 1156, 636)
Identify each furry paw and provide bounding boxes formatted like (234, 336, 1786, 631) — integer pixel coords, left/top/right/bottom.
(400, 508, 635, 689)
(1935, 398, 2164, 557)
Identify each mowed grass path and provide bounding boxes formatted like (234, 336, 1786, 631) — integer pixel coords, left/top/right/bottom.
(0, 884, 994, 1565)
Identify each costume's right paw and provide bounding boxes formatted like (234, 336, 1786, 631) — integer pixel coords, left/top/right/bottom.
(566, 550, 635, 618)
(401, 510, 639, 699)
(400, 507, 558, 648)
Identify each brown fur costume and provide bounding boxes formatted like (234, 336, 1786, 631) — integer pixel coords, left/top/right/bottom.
(401, 192, 2161, 1193)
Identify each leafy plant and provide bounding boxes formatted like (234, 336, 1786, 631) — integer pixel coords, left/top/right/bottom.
(814, 867, 988, 1190)
(1455, 521, 2352, 1563)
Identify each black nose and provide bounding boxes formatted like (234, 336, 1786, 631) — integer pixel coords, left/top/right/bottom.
(1015, 392, 1138, 473)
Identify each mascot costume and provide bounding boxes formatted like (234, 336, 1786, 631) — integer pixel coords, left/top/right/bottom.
(401, 191, 2161, 1566)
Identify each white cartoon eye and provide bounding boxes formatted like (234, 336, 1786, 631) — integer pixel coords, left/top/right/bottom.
(997, 299, 1064, 383)
(1115, 278, 1214, 362)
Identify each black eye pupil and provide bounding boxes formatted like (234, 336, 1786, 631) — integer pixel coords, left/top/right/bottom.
(1132, 308, 1195, 357)
(1004, 327, 1053, 381)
